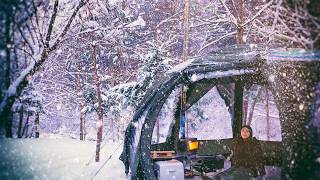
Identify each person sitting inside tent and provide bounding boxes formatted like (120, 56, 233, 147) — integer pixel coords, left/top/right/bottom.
(216, 125, 265, 180)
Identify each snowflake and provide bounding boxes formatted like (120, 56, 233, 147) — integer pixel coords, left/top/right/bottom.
(299, 104, 304, 111)
(96, 121, 103, 128)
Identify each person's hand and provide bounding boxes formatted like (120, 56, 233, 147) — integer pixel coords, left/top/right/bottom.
(226, 156, 231, 161)
(226, 151, 233, 161)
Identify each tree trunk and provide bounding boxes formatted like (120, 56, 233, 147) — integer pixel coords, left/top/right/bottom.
(237, 0, 245, 44)
(265, 88, 270, 140)
(17, 106, 24, 138)
(242, 97, 248, 126)
(5, 110, 13, 138)
(247, 87, 262, 126)
(4, 9, 13, 138)
(156, 118, 160, 143)
(83, 117, 86, 140)
(92, 44, 104, 162)
(80, 102, 84, 140)
(5, 10, 11, 90)
(111, 47, 123, 141)
(23, 112, 30, 138)
(233, 82, 244, 137)
(34, 112, 39, 138)
(76, 62, 85, 141)
(181, 0, 190, 139)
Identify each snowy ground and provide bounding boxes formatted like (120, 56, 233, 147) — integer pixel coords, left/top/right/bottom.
(0, 136, 127, 180)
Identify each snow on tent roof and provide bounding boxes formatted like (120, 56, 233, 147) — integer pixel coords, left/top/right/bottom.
(267, 49, 320, 62)
(191, 44, 266, 65)
(167, 44, 264, 74)
(166, 58, 195, 74)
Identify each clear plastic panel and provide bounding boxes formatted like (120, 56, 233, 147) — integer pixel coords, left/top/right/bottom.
(243, 85, 282, 141)
(151, 86, 181, 144)
(186, 86, 233, 140)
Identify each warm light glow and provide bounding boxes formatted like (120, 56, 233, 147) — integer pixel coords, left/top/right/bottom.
(188, 140, 199, 151)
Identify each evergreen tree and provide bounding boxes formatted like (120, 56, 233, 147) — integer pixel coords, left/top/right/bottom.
(104, 42, 172, 110)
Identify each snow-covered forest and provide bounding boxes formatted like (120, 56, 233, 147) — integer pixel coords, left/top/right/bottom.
(0, 0, 319, 179)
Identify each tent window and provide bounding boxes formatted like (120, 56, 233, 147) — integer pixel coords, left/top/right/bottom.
(243, 85, 282, 141)
(151, 87, 181, 144)
(186, 86, 233, 140)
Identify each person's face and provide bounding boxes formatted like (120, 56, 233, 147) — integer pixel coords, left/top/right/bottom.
(240, 127, 251, 139)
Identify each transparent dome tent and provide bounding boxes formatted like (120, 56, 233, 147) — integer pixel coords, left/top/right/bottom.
(119, 44, 320, 180)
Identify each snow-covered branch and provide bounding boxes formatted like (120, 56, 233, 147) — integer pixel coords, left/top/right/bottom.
(199, 31, 237, 52)
(156, 10, 183, 29)
(0, 61, 36, 112)
(0, 0, 87, 116)
(44, 0, 59, 48)
(242, 0, 274, 27)
(218, 0, 237, 25)
(50, 0, 88, 51)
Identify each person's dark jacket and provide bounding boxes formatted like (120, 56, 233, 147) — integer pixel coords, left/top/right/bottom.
(230, 136, 266, 177)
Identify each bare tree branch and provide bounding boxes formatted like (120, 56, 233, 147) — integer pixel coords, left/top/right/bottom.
(50, 0, 87, 51)
(199, 31, 237, 52)
(45, 0, 59, 48)
(0, 0, 87, 116)
(242, 0, 274, 27)
(218, 0, 237, 25)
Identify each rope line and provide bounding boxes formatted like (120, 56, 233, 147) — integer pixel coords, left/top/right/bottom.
(85, 135, 109, 166)
(90, 141, 124, 180)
